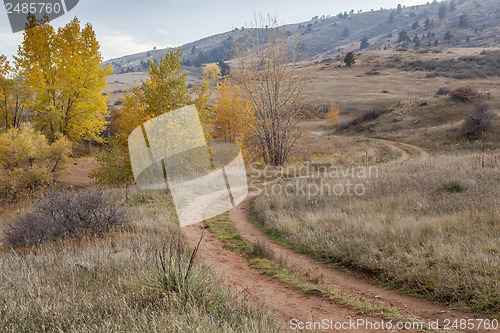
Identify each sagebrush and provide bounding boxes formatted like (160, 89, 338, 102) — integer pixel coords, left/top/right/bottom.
(4, 188, 127, 247)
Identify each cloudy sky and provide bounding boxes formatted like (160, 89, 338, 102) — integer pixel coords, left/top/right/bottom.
(1, 0, 428, 61)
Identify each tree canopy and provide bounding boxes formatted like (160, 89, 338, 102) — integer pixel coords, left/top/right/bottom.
(14, 16, 112, 142)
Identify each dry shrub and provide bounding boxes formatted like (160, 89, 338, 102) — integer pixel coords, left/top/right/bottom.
(449, 85, 481, 103)
(460, 103, 495, 137)
(3, 188, 127, 248)
(436, 87, 450, 96)
(298, 103, 330, 119)
(365, 69, 381, 75)
(336, 108, 389, 131)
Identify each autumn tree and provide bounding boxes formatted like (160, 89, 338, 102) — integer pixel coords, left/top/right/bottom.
(212, 78, 255, 161)
(14, 16, 112, 142)
(326, 100, 341, 126)
(203, 64, 221, 79)
(0, 127, 71, 201)
(0, 76, 31, 130)
(91, 49, 212, 186)
(232, 16, 308, 166)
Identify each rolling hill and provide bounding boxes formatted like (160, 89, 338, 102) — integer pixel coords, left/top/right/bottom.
(103, 0, 500, 73)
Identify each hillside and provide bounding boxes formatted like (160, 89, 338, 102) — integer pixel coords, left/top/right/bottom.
(103, 0, 500, 73)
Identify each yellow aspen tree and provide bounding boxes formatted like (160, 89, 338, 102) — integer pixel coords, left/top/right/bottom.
(203, 64, 221, 79)
(213, 79, 254, 159)
(326, 99, 341, 126)
(91, 49, 212, 186)
(14, 16, 112, 142)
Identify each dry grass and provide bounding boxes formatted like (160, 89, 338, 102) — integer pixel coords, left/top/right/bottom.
(252, 152, 500, 315)
(0, 189, 279, 332)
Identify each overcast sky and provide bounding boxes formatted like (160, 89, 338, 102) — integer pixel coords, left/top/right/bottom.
(1, 0, 429, 61)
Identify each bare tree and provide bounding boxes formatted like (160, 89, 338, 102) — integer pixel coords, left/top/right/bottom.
(232, 16, 308, 166)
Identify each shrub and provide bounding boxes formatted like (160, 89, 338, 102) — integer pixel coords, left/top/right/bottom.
(365, 69, 381, 75)
(449, 85, 481, 103)
(3, 188, 127, 247)
(436, 87, 450, 96)
(437, 180, 467, 193)
(336, 108, 389, 131)
(460, 103, 494, 137)
(0, 128, 72, 202)
(90, 140, 134, 186)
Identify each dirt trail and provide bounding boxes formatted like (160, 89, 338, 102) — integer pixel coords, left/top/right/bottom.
(371, 138, 430, 165)
(182, 140, 497, 333)
(184, 223, 391, 332)
(229, 193, 494, 333)
(180, 140, 435, 332)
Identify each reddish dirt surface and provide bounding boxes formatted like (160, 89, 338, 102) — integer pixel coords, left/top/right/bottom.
(57, 157, 97, 187)
(184, 222, 390, 333)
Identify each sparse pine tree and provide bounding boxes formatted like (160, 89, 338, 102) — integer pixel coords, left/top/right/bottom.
(389, 10, 396, 23)
(344, 52, 356, 66)
(343, 27, 350, 37)
(398, 30, 409, 43)
(459, 14, 468, 28)
(438, 3, 447, 19)
(413, 36, 421, 48)
(360, 37, 369, 49)
(424, 17, 431, 28)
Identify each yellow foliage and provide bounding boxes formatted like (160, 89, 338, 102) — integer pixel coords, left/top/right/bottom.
(111, 86, 147, 145)
(14, 16, 112, 142)
(203, 64, 221, 79)
(92, 49, 213, 186)
(0, 55, 9, 77)
(326, 99, 341, 126)
(0, 127, 72, 201)
(213, 79, 254, 159)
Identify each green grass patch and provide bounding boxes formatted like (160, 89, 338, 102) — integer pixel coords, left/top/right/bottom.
(205, 213, 252, 253)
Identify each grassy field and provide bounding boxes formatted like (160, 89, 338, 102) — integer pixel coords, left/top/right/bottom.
(0, 190, 279, 332)
(252, 152, 500, 316)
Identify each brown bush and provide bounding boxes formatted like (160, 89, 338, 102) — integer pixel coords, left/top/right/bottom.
(336, 108, 389, 131)
(460, 103, 495, 137)
(3, 188, 127, 248)
(449, 85, 481, 103)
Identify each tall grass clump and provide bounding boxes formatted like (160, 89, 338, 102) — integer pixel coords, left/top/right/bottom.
(146, 234, 280, 331)
(3, 188, 127, 247)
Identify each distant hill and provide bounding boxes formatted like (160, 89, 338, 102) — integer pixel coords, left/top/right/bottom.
(103, 0, 500, 73)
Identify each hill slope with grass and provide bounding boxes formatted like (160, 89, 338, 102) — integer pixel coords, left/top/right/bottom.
(103, 0, 500, 73)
